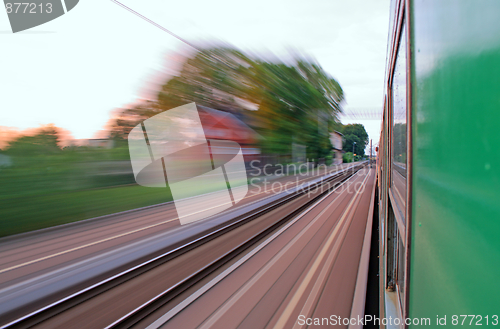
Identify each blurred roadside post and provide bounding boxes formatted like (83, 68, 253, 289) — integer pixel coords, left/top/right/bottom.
(352, 141, 356, 163)
(370, 139, 372, 168)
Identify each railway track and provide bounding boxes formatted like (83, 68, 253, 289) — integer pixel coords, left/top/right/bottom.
(1, 163, 368, 329)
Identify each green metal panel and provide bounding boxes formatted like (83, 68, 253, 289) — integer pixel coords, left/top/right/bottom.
(410, 0, 500, 326)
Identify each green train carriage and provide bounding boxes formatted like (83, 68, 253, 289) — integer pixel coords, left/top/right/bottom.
(376, 0, 500, 327)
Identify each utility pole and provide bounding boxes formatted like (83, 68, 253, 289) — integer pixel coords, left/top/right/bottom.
(352, 141, 356, 163)
(370, 139, 372, 168)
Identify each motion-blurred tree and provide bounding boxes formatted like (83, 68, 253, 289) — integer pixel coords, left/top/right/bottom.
(5, 125, 61, 156)
(109, 47, 255, 140)
(109, 100, 163, 141)
(110, 46, 344, 162)
(247, 59, 343, 161)
(158, 47, 255, 112)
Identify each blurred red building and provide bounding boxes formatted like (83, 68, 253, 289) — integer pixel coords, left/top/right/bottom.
(197, 106, 260, 162)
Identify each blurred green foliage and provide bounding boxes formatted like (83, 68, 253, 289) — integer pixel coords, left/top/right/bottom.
(0, 185, 170, 237)
(110, 46, 344, 163)
(341, 124, 369, 156)
(0, 127, 171, 237)
(343, 152, 354, 163)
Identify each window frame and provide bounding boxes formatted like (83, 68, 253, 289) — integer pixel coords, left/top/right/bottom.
(383, 0, 413, 324)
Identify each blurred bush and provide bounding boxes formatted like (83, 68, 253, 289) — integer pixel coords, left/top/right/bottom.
(0, 127, 170, 237)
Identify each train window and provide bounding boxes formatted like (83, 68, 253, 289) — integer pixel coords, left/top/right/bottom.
(397, 234, 405, 302)
(386, 203, 398, 291)
(387, 201, 406, 310)
(391, 23, 407, 222)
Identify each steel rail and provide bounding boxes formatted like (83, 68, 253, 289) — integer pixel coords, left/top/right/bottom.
(130, 168, 369, 329)
(108, 165, 368, 328)
(1, 163, 367, 329)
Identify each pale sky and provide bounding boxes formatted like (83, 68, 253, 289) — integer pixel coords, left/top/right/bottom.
(0, 0, 389, 147)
